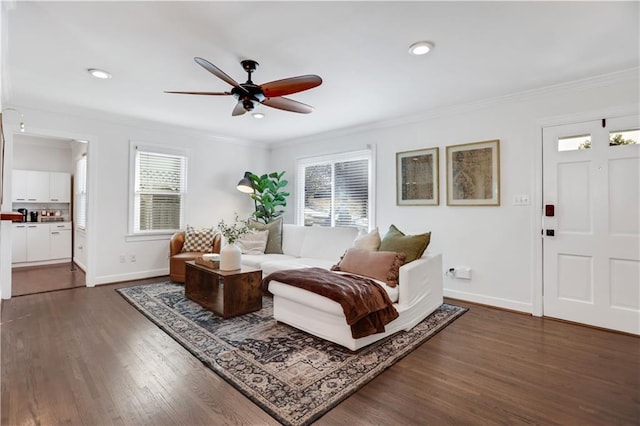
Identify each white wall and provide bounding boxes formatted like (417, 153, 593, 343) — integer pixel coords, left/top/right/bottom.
(1, 107, 267, 286)
(12, 134, 73, 172)
(1, 69, 637, 306)
(269, 69, 640, 313)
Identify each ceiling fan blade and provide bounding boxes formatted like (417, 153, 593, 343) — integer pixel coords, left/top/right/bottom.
(261, 75, 322, 98)
(262, 97, 314, 114)
(164, 90, 231, 96)
(232, 101, 247, 116)
(194, 57, 240, 87)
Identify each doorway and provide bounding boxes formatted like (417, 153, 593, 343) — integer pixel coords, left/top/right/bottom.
(542, 115, 639, 334)
(10, 134, 87, 295)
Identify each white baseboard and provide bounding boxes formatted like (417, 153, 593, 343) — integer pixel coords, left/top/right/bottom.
(94, 268, 169, 285)
(73, 258, 87, 272)
(12, 258, 72, 268)
(444, 288, 533, 314)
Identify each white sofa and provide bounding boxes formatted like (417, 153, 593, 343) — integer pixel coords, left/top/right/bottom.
(241, 224, 444, 351)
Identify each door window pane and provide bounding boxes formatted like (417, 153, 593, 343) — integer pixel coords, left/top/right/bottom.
(558, 134, 591, 151)
(609, 129, 639, 147)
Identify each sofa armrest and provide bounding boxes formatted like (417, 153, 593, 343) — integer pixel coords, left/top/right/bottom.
(398, 253, 443, 308)
(170, 231, 186, 256)
(212, 233, 222, 254)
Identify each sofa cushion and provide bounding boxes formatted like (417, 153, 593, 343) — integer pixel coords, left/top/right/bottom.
(181, 226, 215, 253)
(352, 227, 381, 251)
(249, 217, 283, 254)
(241, 253, 297, 270)
(281, 224, 307, 257)
(331, 248, 405, 287)
(236, 230, 269, 254)
(299, 226, 359, 261)
(261, 257, 337, 277)
(379, 224, 431, 263)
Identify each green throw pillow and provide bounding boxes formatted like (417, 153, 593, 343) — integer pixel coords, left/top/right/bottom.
(379, 224, 431, 263)
(249, 217, 283, 254)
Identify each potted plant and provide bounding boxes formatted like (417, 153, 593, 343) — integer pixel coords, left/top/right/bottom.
(248, 171, 290, 224)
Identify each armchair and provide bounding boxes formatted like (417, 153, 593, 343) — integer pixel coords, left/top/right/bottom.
(169, 231, 221, 283)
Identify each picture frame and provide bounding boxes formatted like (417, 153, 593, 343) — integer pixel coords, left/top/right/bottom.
(396, 147, 439, 205)
(446, 139, 500, 206)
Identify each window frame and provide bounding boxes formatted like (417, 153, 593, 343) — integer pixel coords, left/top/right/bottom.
(128, 141, 188, 239)
(74, 154, 87, 230)
(295, 148, 375, 230)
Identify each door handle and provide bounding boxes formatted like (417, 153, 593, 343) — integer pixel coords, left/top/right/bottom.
(546, 229, 555, 236)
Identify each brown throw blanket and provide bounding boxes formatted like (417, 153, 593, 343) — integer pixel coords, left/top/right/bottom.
(262, 268, 399, 339)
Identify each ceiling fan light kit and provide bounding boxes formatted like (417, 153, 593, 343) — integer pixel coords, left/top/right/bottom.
(408, 41, 434, 56)
(165, 57, 322, 116)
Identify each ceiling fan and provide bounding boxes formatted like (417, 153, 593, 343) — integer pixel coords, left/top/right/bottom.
(165, 57, 322, 116)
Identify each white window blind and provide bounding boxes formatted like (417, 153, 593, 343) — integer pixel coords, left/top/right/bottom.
(297, 149, 373, 230)
(75, 155, 87, 229)
(134, 148, 187, 233)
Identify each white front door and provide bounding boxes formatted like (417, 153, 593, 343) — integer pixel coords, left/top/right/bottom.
(542, 115, 640, 334)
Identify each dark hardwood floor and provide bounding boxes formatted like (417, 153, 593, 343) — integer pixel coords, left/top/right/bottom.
(11, 262, 85, 296)
(2, 275, 639, 425)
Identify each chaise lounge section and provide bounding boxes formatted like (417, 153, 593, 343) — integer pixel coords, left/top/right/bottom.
(240, 224, 444, 350)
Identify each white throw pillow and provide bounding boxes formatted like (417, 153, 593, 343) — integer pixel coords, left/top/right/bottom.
(236, 230, 269, 255)
(353, 227, 381, 251)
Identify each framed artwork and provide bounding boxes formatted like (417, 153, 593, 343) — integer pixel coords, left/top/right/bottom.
(446, 139, 500, 206)
(396, 147, 439, 205)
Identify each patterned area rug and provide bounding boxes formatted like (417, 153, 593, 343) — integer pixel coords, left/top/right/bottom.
(117, 281, 467, 426)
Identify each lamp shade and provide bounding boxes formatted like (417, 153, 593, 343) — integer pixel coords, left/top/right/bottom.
(237, 171, 254, 193)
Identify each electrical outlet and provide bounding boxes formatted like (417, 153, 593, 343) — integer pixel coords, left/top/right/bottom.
(119, 254, 126, 263)
(130, 254, 136, 263)
(456, 267, 472, 280)
(446, 266, 472, 280)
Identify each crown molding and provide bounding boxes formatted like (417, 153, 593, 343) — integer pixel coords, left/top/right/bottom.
(271, 67, 640, 149)
(8, 102, 264, 150)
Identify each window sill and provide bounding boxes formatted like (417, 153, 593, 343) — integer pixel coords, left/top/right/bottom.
(125, 232, 175, 242)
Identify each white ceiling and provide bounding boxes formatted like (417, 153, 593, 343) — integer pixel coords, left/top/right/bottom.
(3, 1, 639, 144)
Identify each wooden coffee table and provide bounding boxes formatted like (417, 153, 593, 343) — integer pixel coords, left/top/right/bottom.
(184, 261, 262, 318)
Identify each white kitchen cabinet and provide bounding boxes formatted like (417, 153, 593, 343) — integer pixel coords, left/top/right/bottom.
(49, 172, 71, 202)
(11, 224, 27, 263)
(12, 222, 72, 264)
(26, 171, 50, 202)
(12, 170, 56, 202)
(49, 223, 72, 259)
(12, 170, 28, 201)
(26, 224, 50, 261)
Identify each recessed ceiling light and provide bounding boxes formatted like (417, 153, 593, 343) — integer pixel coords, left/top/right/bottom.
(252, 112, 265, 119)
(408, 41, 434, 56)
(87, 68, 112, 79)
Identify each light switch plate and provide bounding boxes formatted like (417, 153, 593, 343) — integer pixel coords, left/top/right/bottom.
(514, 194, 530, 206)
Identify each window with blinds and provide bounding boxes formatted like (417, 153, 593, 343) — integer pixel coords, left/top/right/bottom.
(297, 149, 373, 230)
(75, 155, 87, 229)
(133, 148, 187, 233)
